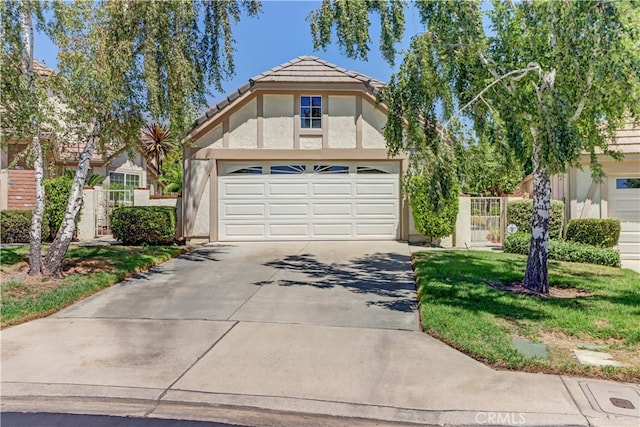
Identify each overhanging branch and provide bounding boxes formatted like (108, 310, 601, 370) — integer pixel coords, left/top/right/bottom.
(444, 62, 542, 129)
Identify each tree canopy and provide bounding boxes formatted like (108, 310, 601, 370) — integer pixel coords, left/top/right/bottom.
(311, 0, 640, 292)
(1, 0, 261, 276)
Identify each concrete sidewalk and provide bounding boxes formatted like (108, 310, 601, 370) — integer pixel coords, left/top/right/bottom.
(1, 242, 639, 426)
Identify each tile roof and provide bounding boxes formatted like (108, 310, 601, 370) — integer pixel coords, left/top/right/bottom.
(191, 56, 385, 131)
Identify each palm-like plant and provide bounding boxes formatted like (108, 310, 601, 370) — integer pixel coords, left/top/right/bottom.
(157, 159, 183, 195)
(141, 122, 176, 173)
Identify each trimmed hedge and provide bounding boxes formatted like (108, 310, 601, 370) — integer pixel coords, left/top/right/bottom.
(503, 233, 621, 267)
(565, 218, 621, 248)
(0, 210, 50, 243)
(111, 206, 176, 245)
(507, 199, 565, 239)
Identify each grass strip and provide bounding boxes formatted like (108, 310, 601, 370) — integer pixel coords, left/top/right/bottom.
(413, 250, 640, 381)
(1, 245, 187, 327)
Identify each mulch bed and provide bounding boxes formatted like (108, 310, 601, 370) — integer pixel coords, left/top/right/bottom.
(487, 281, 591, 298)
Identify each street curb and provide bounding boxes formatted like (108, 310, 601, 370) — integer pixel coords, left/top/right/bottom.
(1, 389, 590, 427)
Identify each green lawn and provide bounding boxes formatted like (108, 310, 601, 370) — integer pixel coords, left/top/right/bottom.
(413, 250, 640, 381)
(0, 244, 186, 327)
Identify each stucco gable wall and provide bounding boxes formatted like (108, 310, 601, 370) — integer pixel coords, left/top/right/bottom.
(105, 151, 147, 188)
(362, 101, 387, 149)
(196, 124, 223, 149)
(327, 95, 357, 149)
(228, 98, 258, 149)
(264, 94, 294, 149)
(192, 91, 389, 151)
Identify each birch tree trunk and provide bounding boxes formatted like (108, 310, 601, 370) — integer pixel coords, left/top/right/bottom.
(43, 134, 96, 277)
(20, 0, 47, 276)
(523, 138, 551, 294)
(28, 133, 47, 275)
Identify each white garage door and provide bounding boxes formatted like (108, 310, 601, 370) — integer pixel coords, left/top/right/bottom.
(608, 176, 640, 271)
(218, 162, 400, 241)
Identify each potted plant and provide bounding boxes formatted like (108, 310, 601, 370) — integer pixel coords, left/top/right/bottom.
(489, 227, 501, 243)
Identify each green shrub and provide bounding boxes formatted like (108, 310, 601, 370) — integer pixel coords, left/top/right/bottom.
(507, 199, 564, 239)
(502, 232, 531, 254)
(111, 206, 176, 245)
(44, 175, 74, 240)
(503, 233, 620, 267)
(565, 218, 621, 248)
(0, 210, 50, 243)
(408, 173, 459, 240)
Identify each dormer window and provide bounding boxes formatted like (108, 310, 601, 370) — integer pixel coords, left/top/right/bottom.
(301, 96, 322, 129)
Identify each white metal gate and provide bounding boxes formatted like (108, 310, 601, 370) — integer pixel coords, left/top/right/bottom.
(94, 189, 133, 236)
(470, 197, 505, 245)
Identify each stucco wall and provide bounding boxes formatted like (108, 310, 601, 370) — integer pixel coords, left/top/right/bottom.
(185, 159, 211, 238)
(264, 95, 294, 148)
(105, 152, 147, 188)
(300, 136, 323, 149)
(362, 101, 387, 149)
(328, 95, 356, 148)
(197, 124, 223, 149)
(229, 99, 258, 148)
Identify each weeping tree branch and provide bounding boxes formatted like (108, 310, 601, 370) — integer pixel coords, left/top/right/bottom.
(571, 60, 594, 123)
(444, 62, 542, 129)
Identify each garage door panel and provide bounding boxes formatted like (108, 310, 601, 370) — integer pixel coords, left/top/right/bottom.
(356, 203, 396, 216)
(608, 176, 639, 270)
(269, 183, 308, 196)
(619, 245, 640, 260)
(355, 222, 398, 236)
(223, 183, 265, 196)
(312, 203, 352, 216)
(311, 223, 353, 237)
(356, 183, 396, 197)
(312, 183, 351, 196)
(269, 224, 309, 237)
(269, 203, 308, 217)
(222, 223, 266, 238)
(619, 222, 640, 234)
(222, 203, 265, 218)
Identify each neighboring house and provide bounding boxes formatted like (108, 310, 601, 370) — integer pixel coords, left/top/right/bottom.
(182, 55, 419, 243)
(0, 139, 158, 211)
(519, 125, 640, 271)
(0, 61, 159, 211)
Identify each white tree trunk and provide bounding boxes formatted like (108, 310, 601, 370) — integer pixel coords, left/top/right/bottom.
(43, 134, 96, 277)
(28, 133, 47, 275)
(523, 140, 551, 294)
(20, 0, 47, 276)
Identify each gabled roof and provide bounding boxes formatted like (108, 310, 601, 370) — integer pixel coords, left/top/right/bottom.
(251, 55, 385, 88)
(190, 55, 385, 132)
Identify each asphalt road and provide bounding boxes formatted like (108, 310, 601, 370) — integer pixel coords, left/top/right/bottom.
(1, 412, 246, 427)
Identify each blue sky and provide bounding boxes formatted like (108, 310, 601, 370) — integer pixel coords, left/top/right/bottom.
(34, 1, 423, 109)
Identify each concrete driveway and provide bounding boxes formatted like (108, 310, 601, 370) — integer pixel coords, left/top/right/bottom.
(3, 241, 633, 426)
(55, 241, 418, 330)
